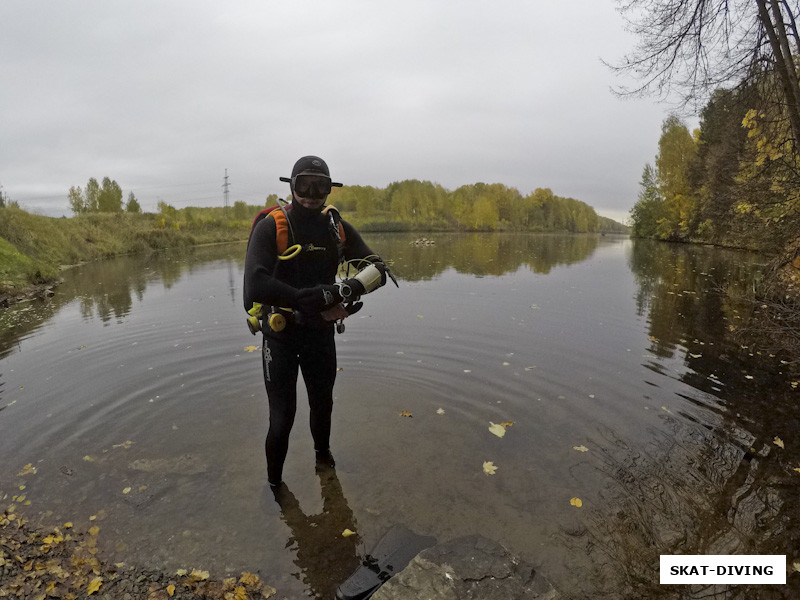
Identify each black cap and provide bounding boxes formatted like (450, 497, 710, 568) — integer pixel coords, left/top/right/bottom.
(280, 155, 343, 187)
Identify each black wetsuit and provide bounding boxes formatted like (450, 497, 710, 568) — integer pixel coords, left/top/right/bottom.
(243, 201, 375, 484)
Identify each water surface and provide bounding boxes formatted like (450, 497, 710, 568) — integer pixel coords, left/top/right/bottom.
(1, 233, 798, 599)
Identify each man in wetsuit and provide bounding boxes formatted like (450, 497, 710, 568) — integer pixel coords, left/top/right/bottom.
(244, 156, 388, 488)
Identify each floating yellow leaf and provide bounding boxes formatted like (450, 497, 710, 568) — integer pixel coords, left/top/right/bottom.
(167, 584, 176, 597)
(483, 461, 498, 475)
(570, 497, 583, 508)
(342, 528, 357, 537)
(399, 410, 412, 418)
(488, 422, 506, 438)
(774, 437, 785, 449)
(17, 463, 37, 476)
(89, 526, 100, 536)
(244, 345, 259, 353)
(573, 445, 589, 453)
(87, 577, 103, 595)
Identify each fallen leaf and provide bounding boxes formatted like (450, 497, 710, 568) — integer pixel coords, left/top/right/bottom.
(244, 345, 259, 353)
(190, 569, 210, 581)
(573, 445, 589, 452)
(113, 440, 134, 449)
(793, 467, 800, 474)
(499, 420, 514, 428)
(87, 578, 103, 595)
(488, 422, 506, 438)
(89, 526, 100, 536)
(793, 561, 800, 573)
(122, 487, 131, 495)
(774, 437, 785, 449)
(661, 406, 671, 413)
(234, 586, 248, 600)
(436, 408, 445, 415)
(17, 463, 37, 476)
(176, 569, 188, 576)
(570, 497, 583, 508)
(167, 584, 176, 597)
(399, 410, 413, 418)
(342, 528, 356, 537)
(83, 455, 95, 462)
(483, 461, 498, 475)
(239, 572, 261, 587)
(63, 522, 73, 529)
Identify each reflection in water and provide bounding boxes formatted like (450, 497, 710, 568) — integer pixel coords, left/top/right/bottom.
(3, 234, 798, 599)
(378, 232, 604, 280)
(269, 464, 359, 599)
(571, 239, 800, 599)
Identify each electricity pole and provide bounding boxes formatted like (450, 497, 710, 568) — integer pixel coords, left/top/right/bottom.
(222, 169, 230, 212)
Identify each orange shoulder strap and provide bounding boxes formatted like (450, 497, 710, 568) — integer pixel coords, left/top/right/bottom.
(268, 209, 290, 255)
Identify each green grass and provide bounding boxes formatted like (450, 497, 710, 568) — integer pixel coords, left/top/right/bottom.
(0, 207, 253, 300)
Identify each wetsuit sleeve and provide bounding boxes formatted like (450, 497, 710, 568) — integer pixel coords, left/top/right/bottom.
(243, 217, 301, 311)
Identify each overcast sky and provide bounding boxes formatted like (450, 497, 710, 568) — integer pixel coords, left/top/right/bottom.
(1, 0, 690, 224)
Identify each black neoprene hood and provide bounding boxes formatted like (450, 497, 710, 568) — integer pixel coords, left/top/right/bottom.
(291, 156, 330, 178)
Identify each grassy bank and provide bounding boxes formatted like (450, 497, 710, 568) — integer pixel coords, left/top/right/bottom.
(0, 207, 253, 303)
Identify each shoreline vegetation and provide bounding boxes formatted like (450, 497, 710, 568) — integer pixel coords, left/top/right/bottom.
(0, 179, 628, 305)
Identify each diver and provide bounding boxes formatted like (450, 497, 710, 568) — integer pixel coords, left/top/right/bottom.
(243, 155, 392, 488)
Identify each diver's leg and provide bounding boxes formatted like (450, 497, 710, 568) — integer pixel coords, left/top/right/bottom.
(299, 328, 337, 458)
(263, 333, 299, 485)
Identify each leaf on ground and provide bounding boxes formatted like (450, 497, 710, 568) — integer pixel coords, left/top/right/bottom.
(774, 437, 785, 449)
(399, 410, 412, 418)
(122, 487, 131, 494)
(17, 463, 37, 476)
(176, 569, 188, 576)
(87, 577, 103, 595)
(112, 440, 134, 449)
(573, 445, 589, 452)
(793, 561, 800, 573)
(483, 461, 498, 475)
(83, 455, 95, 462)
(793, 467, 800, 474)
(244, 345, 259, 353)
(570, 497, 583, 508)
(239, 572, 261, 587)
(342, 528, 357, 537)
(234, 586, 248, 600)
(436, 408, 445, 415)
(500, 420, 514, 428)
(89, 526, 100, 536)
(167, 584, 176, 597)
(190, 569, 210, 581)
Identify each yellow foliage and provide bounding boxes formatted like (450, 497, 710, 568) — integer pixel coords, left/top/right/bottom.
(167, 584, 176, 597)
(570, 497, 583, 508)
(87, 577, 103, 595)
(483, 461, 498, 475)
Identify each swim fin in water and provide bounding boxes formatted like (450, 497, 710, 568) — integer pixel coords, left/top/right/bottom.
(335, 524, 436, 600)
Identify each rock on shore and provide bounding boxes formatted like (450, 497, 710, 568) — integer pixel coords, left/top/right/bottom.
(372, 535, 560, 600)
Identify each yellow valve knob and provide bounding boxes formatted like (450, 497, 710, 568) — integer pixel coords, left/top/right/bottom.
(247, 315, 261, 335)
(268, 312, 286, 332)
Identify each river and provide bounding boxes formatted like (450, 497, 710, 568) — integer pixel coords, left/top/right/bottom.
(1, 233, 798, 599)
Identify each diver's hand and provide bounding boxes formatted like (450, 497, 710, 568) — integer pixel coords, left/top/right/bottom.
(295, 284, 341, 313)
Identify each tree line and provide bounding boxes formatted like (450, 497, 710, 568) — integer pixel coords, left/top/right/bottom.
(325, 180, 626, 233)
(69, 177, 141, 214)
(122, 181, 627, 234)
(620, 0, 800, 254)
